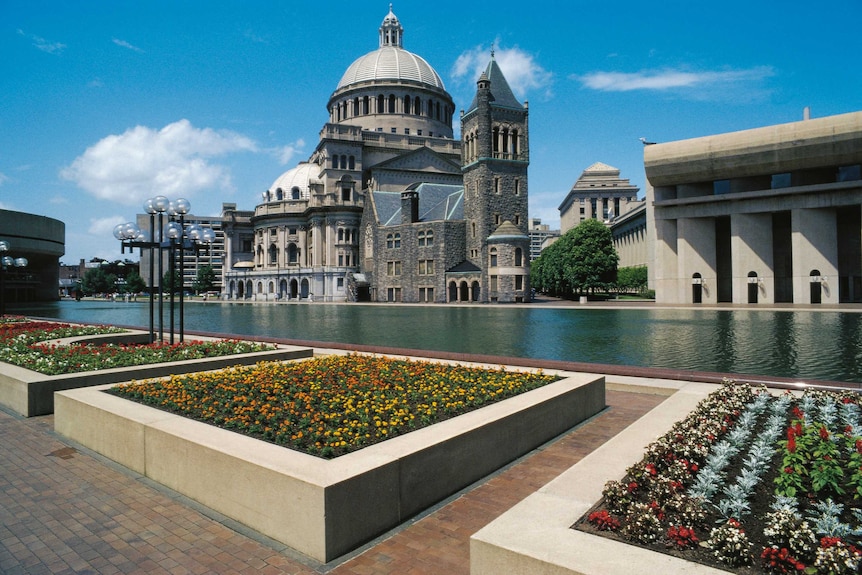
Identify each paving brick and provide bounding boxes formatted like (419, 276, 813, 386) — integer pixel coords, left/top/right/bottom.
(0, 389, 663, 573)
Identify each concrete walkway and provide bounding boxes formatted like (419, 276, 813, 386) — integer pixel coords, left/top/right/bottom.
(0, 389, 666, 575)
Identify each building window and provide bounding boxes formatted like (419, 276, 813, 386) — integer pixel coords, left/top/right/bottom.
(514, 214, 520, 226)
(771, 173, 792, 189)
(515, 275, 523, 290)
(386, 233, 402, 249)
(349, 156, 355, 170)
(337, 278, 344, 289)
(419, 287, 434, 302)
(425, 230, 433, 246)
(514, 178, 520, 195)
(288, 227, 297, 235)
(515, 248, 523, 267)
(342, 187, 351, 202)
(489, 247, 498, 267)
(419, 260, 434, 275)
(377, 95, 385, 113)
(494, 213, 501, 225)
(490, 275, 498, 291)
(494, 177, 500, 194)
(388, 94, 396, 113)
(387, 261, 401, 276)
(338, 254, 344, 266)
(387, 287, 402, 302)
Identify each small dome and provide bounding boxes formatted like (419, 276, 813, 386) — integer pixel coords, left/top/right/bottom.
(337, 47, 445, 91)
(267, 163, 318, 201)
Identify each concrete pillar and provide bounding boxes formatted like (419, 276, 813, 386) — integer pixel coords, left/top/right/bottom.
(652, 218, 678, 303)
(731, 213, 774, 304)
(678, 217, 716, 304)
(792, 208, 838, 304)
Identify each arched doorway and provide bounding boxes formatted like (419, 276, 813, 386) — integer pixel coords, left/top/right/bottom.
(245, 279, 253, 298)
(810, 270, 822, 304)
(471, 281, 480, 302)
(459, 281, 469, 302)
(692, 273, 703, 304)
(747, 271, 758, 304)
(448, 281, 457, 302)
(300, 279, 310, 299)
(279, 279, 287, 299)
(290, 279, 299, 299)
(234, 280, 242, 299)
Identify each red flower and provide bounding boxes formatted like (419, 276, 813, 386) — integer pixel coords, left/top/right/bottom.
(856, 438, 862, 455)
(819, 426, 829, 440)
(792, 406, 804, 420)
(784, 466, 794, 474)
(787, 435, 796, 453)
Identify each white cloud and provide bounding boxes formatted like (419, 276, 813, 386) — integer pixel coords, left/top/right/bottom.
(452, 43, 553, 99)
(575, 66, 774, 92)
(17, 29, 66, 54)
(276, 139, 305, 165)
(60, 119, 258, 206)
(112, 38, 144, 53)
(88, 215, 126, 236)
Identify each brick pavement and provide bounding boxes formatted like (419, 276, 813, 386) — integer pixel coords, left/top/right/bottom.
(0, 389, 665, 575)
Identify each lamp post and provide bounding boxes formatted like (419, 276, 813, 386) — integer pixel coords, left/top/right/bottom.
(115, 197, 214, 344)
(0, 241, 28, 317)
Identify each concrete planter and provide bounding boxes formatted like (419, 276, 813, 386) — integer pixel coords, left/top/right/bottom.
(54, 362, 604, 563)
(470, 379, 735, 575)
(0, 331, 313, 416)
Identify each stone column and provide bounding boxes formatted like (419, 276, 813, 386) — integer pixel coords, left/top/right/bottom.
(731, 213, 774, 304)
(792, 208, 838, 304)
(678, 217, 716, 304)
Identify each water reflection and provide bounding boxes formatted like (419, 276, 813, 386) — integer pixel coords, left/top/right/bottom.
(17, 300, 862, 383)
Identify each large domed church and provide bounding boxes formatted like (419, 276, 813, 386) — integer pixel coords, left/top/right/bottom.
(222, 5, 531, 303)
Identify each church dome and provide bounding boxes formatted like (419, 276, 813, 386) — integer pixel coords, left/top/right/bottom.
(266, 162, 318, 201)
(335, 6, 446, 92)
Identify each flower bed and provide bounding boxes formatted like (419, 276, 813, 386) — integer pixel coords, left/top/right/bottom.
(0, 319, 274, 375)
(110, 354, 560, 458)
(575, 381, 862, 574)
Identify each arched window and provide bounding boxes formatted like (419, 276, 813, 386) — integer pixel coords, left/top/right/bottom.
(393, 233, 401, 248)
(291, 187, 300, 200)
(287, 243, 298, 264)
(363, 96, 370, 115)
(404, 96, 411, 114)
(435, 101, 440, 120)
(515, 248, 523, 267)
(377, 95, 385, 113)
(349, 155, 355, 170)
(414, 96, 421, 115)
(388, 94, 396, 113)
(353, 97, 359, 117)
(275, 188, 283, 201)
(340, 155, 347, 169)
(489, 247, 498, 267)
(268, 244, 278, 265)
(417, 231, 425, 246)
(386, 233, 394, 249)
(425, 230, 433, 246)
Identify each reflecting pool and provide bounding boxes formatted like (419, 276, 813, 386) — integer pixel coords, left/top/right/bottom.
(18, 300, 862, 383)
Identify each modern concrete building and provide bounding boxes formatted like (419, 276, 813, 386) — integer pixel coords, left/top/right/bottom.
(610, 202, 647, 269)
(223, 6, 531, 303)
(0, 209, 64, 304)
(558, 162, 640, 234)
(645, 110, 862, 305)
(528, 218, 560, 261)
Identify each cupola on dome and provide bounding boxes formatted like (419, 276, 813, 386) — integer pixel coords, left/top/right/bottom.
(336, 5, 446, 91)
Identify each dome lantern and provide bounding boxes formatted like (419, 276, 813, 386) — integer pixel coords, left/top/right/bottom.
(379, 4, 402, 48)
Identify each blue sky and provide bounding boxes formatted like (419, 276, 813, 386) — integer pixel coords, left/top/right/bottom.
(3, 0, 861, 264)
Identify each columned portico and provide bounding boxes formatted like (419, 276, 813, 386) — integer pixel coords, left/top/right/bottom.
(731, 213, 774, 304)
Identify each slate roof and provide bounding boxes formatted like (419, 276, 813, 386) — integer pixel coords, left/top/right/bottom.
(373, 183, 464, 226)
(466, 56, 523, 112)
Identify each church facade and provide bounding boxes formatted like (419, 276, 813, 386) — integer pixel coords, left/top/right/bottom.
(222, 6, 531, 303)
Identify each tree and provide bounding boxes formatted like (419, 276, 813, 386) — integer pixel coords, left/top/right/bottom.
(124, 270, 147, 294)
(565, 219, 618, 295)
(616, 266, 648, 294)
(530, 219, 618, 298)
(80, 267, 117, 296)
(162, 269, 183, 294)
(192, 265, 217, 294)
